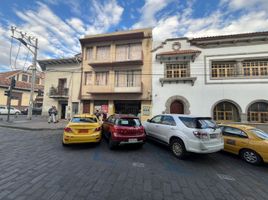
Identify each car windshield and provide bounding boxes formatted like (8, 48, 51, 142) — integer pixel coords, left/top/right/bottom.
(116, 118, 141, 127)
(251, 129, 268, 140)
(179, 117, 217, 129)
(71, 117, 97, 123)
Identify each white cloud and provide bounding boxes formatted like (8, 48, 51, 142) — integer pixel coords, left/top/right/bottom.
(133, 0, 172, 29)
(153, 16, 179, 40)
(221, 0, 268, 10)
(86, 0, 124, 34)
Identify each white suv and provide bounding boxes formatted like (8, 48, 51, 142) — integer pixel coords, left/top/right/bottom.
(0, 106, 21, 115)
(144, 114, 224, 159)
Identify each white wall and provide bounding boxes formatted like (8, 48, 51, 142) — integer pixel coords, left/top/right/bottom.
(152, 39, 268, 119)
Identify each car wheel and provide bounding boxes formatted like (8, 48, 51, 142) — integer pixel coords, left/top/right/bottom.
(15, 112, 20, 116)
(170, 138, 187, 159)
(108, 136, 117, 150)
(241, 149, 262, 165)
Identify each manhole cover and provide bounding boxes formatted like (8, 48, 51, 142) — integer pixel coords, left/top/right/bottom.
(132, 162, 145, 168)
(217, 174, 236, 181)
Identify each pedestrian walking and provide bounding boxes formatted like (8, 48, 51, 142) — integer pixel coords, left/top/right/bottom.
(94, 109, 101, 120)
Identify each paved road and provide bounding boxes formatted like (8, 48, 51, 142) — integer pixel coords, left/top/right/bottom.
(0, 128, 267, 200)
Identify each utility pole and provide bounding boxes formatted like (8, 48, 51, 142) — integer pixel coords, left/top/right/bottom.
(10, 26, 38, 120)
(28, 38, 38, 120)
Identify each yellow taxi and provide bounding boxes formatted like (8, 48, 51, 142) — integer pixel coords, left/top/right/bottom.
(219, 124, 268, 165)
(62, 114, 102, 145)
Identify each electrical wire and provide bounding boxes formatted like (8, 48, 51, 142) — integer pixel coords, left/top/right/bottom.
(23, 49, 30, 71)
(9, 35, 14, 70)
(13, 42, 22, 69)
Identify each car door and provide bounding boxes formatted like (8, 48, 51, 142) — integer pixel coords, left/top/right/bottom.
(146, 115, 162, 139)
(158, 115, 177, 143)
(222, 126, 249, 154)
(102, 115, 114, 137)
(10, 108, 15, 114)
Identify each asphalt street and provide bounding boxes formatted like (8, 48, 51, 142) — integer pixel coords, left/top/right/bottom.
(0, 127, 268, 200)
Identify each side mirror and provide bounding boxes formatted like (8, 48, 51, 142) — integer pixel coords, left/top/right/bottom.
(147, 119, 151, 122)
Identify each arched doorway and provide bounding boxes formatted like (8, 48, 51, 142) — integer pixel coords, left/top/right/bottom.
(213, 101, 240, 122)
(170, 101, 184, 114)
(247, 101, 268, 123)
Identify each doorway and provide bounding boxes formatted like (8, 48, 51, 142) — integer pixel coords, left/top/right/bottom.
(170, 100, 184, 114)
(114, 100, 141, 116)
(60, 103, 67, 119)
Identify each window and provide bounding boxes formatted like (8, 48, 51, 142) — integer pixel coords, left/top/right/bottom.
(22, 74, 28, 82)
(95, 72, 108, 85)
(115, 70, 141, 87)
(222, 127, 247, 138)
(86, 47, 94, 61)
(107, 115, 115, 124)
(248, 102, 268, 123)
(85, 72, 93, 85)
(116, 118, 141, 127)
(150, 115, 162, 124)
(71, 117, 97, 123)
(96, 46, 110, 61)
(35, 77, 40, 84)
(250, 129, 268, 140)
(213, 102, 240, 122)
(161, 116, 176, 126)
(243, 60, 268, 77)
(211, 61, 236, 78)
(179, 117, 217, 129)
(72, 102, 79, 114)
(29, 76, 32, 83)
(165, 63, 189, 78)
(116, 43, 142, 61)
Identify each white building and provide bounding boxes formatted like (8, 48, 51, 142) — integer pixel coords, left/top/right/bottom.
(39, 55, 82, 119)
(152, 32, 268, 125)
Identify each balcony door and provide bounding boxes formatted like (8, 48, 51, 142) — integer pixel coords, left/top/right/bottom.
(58, 79, 67, 95)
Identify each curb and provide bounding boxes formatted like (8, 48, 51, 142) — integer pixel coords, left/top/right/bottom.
(0, 124, 64, 131)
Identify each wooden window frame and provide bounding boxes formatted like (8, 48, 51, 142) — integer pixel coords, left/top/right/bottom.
(211, 62, 236, 78)
(165, 63, 190, 78)
(242, 60, 268, 77)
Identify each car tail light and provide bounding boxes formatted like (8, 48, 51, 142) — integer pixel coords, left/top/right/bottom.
(64, 127, 73, 133)
(95, 127, 101, 131)
(193, 131, 209, 140)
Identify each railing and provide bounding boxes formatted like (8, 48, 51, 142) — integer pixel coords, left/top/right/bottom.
(49, 87, 69, 98)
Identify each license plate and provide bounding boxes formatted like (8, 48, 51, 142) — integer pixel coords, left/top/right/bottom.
(210, 133, 218, 139)
(79, 129, 88, 133)
(128, 138, 138, 143)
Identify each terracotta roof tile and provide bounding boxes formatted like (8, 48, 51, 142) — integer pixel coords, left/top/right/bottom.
(157, 49, 201, 56)
(0, 77, 44, 91)
(190, 31, 268, 42)
(0, 70, 21, 78)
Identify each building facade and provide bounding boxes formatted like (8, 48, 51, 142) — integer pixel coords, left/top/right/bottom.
(0, 70, 44, 110)
(80, 28, 152, 121)
(152, 32, 268, 125)
(39, 55, 82, 119)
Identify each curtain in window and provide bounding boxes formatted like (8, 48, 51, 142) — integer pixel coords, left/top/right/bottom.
(86, 48, 93, 61)
(115, 71, 141, 87)
(116, 45, 128, 61)
(129, 43, 142, 60)
(85, 72, 92, 85)
(95, 72, 108, 85)
(96, 46, 110, 61)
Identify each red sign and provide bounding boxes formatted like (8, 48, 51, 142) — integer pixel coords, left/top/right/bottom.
(101, 105, 108, 113)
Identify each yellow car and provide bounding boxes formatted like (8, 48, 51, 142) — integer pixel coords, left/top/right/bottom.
(219, 124, 268, 165)
(62, 114, 102, 145)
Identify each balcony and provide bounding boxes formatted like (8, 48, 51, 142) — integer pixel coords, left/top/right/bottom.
(49, 87, 69, 98)
(85, 83, 142, 94)
(88, 52, 144, 67)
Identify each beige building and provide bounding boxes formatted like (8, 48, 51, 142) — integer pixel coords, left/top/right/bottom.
(79, 28, 153, 121)
(39, 55, 82, 119)
(0, 70, 44, 110)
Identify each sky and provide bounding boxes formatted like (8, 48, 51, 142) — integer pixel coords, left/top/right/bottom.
(0, 0, 268, 72)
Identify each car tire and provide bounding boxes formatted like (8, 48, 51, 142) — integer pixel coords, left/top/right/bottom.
(108, 136, 117, 150)
(15, 112, 20, 116)
(241, 149, 262, 165)
(170, 138, 187, 159)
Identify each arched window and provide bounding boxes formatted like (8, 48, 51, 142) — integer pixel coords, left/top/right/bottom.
(248, 102, 268, 123)
(213, 101, 240, 122)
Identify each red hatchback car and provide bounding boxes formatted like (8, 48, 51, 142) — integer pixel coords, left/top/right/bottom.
(102, 114, 146, 149)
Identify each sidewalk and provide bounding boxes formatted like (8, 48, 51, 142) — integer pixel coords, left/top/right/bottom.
(0, 115, 68, 130)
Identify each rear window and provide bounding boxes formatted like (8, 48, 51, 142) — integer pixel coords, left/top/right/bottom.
(251, 129, 268, 140)
(71, 117, 98, 123)
(116, 118, 141, 127)
(179, 117, 217, 129)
